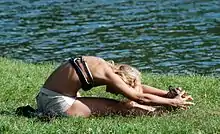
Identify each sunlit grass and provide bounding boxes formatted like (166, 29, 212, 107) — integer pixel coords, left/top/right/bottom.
(0, 57, 219, 134)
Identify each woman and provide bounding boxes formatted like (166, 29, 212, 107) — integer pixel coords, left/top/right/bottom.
(36, 56, 194, 117)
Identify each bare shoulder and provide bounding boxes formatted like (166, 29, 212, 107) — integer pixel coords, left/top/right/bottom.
(83, 56, 113, 82)
(83, 56, 107, 68)
(83, 56, 105, 62)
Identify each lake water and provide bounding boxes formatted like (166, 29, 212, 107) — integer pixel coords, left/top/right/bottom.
(0, 0, 220, 75)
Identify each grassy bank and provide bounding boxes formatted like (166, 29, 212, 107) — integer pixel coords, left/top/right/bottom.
(0, 57, 219, 134)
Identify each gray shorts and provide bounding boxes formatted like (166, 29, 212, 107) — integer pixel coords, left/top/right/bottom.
(36, 88, 76, 115)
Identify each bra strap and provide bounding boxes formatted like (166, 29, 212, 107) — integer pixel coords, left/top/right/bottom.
(69, 57, 94, 91)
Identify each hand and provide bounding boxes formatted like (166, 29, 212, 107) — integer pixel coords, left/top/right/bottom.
(166, 86, 193, 99)
(173, 90, 194, 110)
(176, 87, 193, 99)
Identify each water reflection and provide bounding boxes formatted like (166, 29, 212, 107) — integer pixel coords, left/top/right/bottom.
(0, 0, 220, 75)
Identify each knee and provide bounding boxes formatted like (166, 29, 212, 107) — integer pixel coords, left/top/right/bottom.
(66, 110, 91, 118)
(65, 102, 92, 118)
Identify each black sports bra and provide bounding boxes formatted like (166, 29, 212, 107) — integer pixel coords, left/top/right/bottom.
(69, 57, 94, 91)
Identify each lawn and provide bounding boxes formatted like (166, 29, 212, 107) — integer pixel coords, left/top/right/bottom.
(0, 57, 219, 134)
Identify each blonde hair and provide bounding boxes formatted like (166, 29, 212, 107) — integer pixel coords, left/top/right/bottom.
(107, 60, 141, 87)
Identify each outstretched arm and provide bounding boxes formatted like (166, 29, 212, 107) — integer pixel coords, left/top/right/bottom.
(132, 78, 168, 97)
(142, 85, 168, 97)
(135, 92, 175, 106)
(136, 90, 194, 109)
(105, 71, 194, 108)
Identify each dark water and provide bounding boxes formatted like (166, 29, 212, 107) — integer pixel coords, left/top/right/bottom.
(0, 0, 220, 75)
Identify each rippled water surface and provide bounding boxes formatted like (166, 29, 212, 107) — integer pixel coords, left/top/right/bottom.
(0, 0, 220, 75)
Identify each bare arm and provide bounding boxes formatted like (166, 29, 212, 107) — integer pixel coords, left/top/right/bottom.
(105, 71, 194, 108)
(142, 85, 168, 97)
(132, 77, 168, 97)
(105, 71, 175, 106)
(136, 93, 176, 106)
(137, 90, 194, 109)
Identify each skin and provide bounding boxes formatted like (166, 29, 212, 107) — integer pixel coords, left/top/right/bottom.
(42, 56, 194, 117)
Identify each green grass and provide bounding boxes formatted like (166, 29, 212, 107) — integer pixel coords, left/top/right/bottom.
(0, 57, 219, 134)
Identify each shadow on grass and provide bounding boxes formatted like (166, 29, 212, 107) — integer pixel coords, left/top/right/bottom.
(0, 106, 60, 123)
(0, 110, 15, 116)
(0, 105, 178, 123)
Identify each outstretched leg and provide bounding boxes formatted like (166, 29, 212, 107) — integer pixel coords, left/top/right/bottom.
(65, 97, 162, 117)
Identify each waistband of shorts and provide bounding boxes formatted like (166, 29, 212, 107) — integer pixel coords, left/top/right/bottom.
(40, 87, 64, 96)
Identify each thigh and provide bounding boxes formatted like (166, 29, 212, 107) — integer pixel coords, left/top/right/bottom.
(65, 97, 155, 117)
(65, 97, 122, 117)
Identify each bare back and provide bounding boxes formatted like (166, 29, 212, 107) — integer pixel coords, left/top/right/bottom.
(43, 56, 111, 97)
